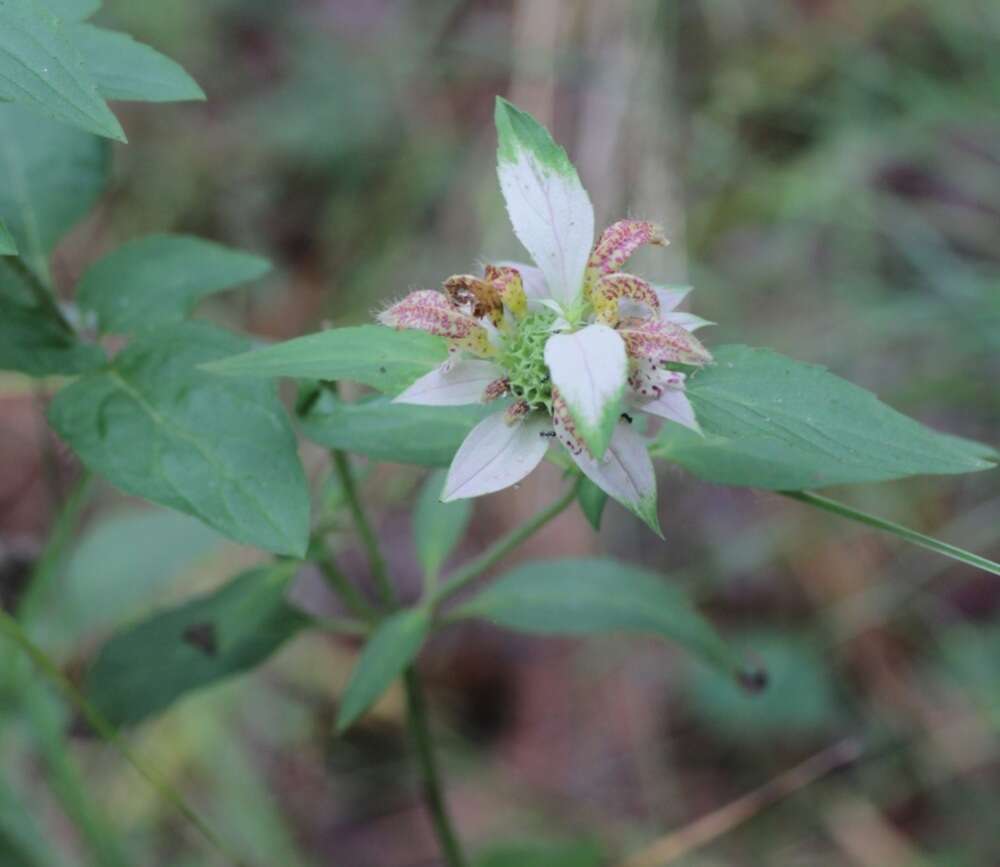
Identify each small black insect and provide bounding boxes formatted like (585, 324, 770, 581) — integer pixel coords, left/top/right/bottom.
(539, 431, 557, 438)
(620, 413, 633, 424)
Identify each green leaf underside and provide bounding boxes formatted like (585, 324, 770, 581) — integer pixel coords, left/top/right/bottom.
(43, 0, 100, 20)
(0, 104, 109, 277)
(204, 325, 449, 395)
(456, 558, 743, 679)
(414, 470, 472, 577)
(77, 234, 269, 334)
(300, 391, 495, 468)
(84, 563, 307, 726)
(48, 322, 310, 556)
(576, 477, 608, 531)
(336, 608, 430, 732)
(495, 96, 574, 174)
(653, 344, 997, 490)
(0, 220, 15, 254)
(0, 0, 124, 140)
(69, 24, 204, 103)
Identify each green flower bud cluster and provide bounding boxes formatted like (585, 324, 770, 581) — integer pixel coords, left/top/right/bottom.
(502, 309, 556, 412)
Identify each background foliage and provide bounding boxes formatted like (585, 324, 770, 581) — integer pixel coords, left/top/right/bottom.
(1, 1, 998, 865)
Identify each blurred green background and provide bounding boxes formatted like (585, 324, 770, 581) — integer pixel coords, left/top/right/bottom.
(2, 0, 999, 865)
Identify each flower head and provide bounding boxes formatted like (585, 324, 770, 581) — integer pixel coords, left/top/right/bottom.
(377, 97, 714, 533)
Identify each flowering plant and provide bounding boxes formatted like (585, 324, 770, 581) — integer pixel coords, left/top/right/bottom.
(1, 16, 995, 860)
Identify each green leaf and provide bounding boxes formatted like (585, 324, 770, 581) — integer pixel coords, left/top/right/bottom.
(43, 0, 100, 20)
(31, 508, 222, 652)
(0, 0, 124, 141)
(684, 631, 839, 740)
(576, 477, 607, 531)
(0, 104, 110, 278)
(70, 24, 204, 103)
(653, 345, 997, 490)
(456, 558, 745, 679)
(414, 470, 472, 578)
(336, 607, 430, 732)
(48, 322, 310, 556)
(84, 563, 307, 726)
(203, 325, 448, 395)
(0, 291, 103, 377)
(76, 234, 270, 334)
(300, 391, 493, 467)
(0, 221, 15, 255)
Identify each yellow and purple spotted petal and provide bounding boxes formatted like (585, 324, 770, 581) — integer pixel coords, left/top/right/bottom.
(485, 264, 527, 319)
(617, 317, 712, 366)
(592, 273, 661, 326)
(378, 289, 493, 356)
(587, 220, 668, 283)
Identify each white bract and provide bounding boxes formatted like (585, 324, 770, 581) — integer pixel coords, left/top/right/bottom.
(377, 97, 714, 534)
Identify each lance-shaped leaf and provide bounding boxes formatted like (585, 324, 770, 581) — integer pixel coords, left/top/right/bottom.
(0, 221, 15, 255)
(0, 104, 109, 278)
(77, 234, 270, 334)
(203, 325, 447, 395)
(300, 392, 494, 468)
(653, 344, 997, 490)
(0, 0, 125, 141)
(545, 324, 627, 458)
(84, 563, 307, 726)
(70, 24, 204, 104)
(336, 608, 430, 732)
(442, 411, 550, 501)
(455, 558, 747, 681)
(49, 322, 310, 556)
(495, 97, 594, 307)
(576, 477, 608, 531)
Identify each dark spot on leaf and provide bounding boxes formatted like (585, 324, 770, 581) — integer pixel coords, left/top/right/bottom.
(379, 366, 387, 374)
(182, 622, 218, 656)
(737, 665, 768, 693)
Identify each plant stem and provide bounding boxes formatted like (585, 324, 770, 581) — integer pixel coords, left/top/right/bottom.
(17, 470, 94, 624)
(430, 477, 581, 608)
(314, 546, 377, 621)
(6, 254, 74, 334)
(0, 609, 248, 866)
(781, 490, 1000, 577)
(403, 667, 468, 867)
(332, 450, 397, 607)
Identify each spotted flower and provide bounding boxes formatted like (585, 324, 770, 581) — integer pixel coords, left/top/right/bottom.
(377, 98, 713, 532)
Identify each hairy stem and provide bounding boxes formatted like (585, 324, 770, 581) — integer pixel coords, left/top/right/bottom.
(403, 667, 468, 867)
(332, 450, 397, 607)
(430, 477, 581, 608)
(782, 490, 1000, 577)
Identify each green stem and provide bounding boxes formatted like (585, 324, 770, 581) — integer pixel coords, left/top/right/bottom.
(312, 541, 377, 622)
(7, 255, 74, 334)
(781, 491, 1000, 577)
(17, 470, 93, 624)
(332, 450, 397, 607)
(403, 668, 467, 867)
(0, 610, 249, 867)
(430, 477, 581, 608)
